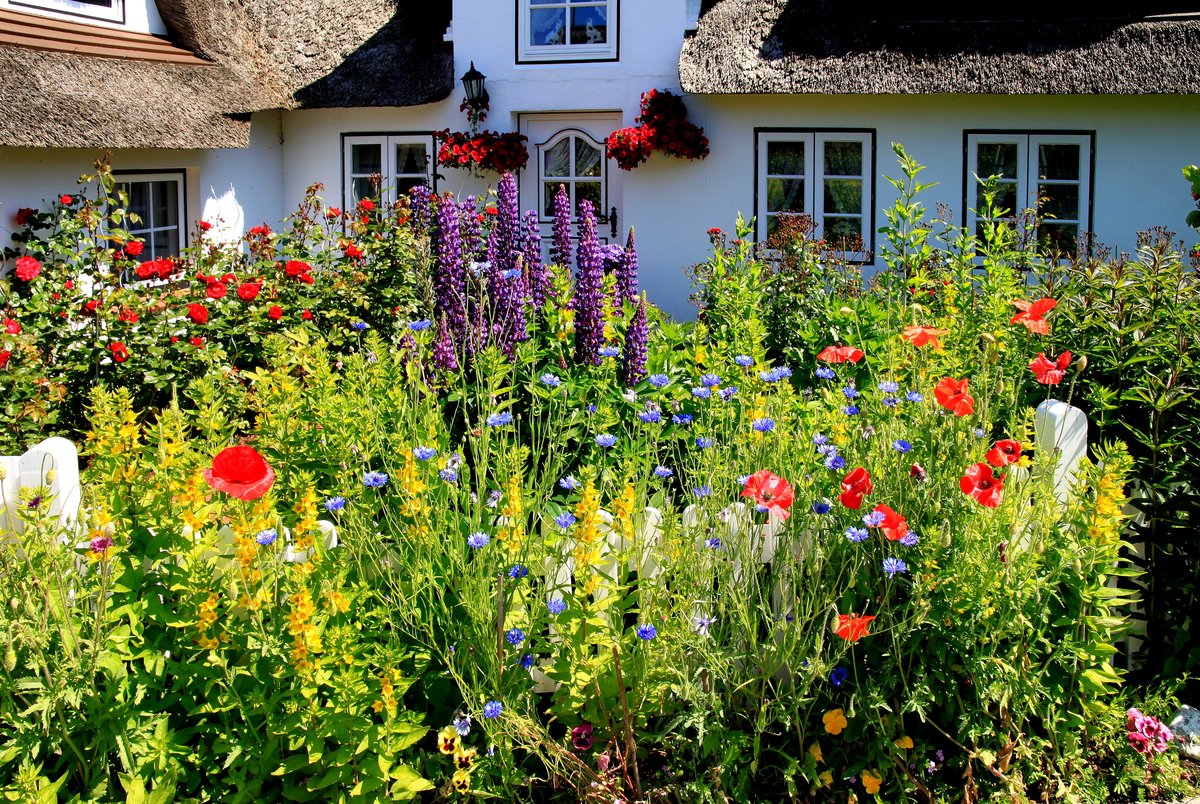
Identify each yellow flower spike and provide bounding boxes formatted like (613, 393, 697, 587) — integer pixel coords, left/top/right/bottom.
(808, 742, 823, 763)
(437, 726, 460, 755)
(894, 735, 913, 749)
(822, 708, 848, 735)
(861, 769, 882, 794)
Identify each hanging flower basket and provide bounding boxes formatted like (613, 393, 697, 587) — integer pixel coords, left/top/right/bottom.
(435, 129, 530, 175)
(605, 89, 709, 171)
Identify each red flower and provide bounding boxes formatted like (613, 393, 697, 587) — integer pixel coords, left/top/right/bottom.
(901, 325, 945, 349)
(934, 377, 975, 417)
(358, 198, 376, 213)
(135, 262, 154, 280)
(1010, 298, 1056, 335)
(909, 463, 927, 482)
(14, 256, 41, 282)
(326, 207, 342, 219)
(707, 227, 723, 236)
(60, 195, 73, 205)
(14, 207, 37, 226)
(839, 467, 874, 509)
(817, 344, 864, 364)
(961, 462, 1004, 508)
(187, 303, 209, 324)
(0, 350, 9, 369)
(3, 318, 19, 335)
(82, 299, 100, 316)
(740, 470, 795, 521)
(1030, 351, 1072, 385)
(834, 613, 875, 643)
(237, 282, 262, 301)
(109, 341, 130, 363)
(871, 504, 909, 541)
(301, 309, 314, 321)
(64, 280, 74, 290)
(124, 241, 144, 257)
(118, 307, 139, 323)
(170, 336, 179, 344)
(190, 337, 205, 348)
(571, 723, 594, 751)
(986, 439, 1023, 467)
(202, 445, 275, 501)
(206, 281, 227, 300)
(197, 220, 212, 232)
(297, 272, 314, 285)
(284, 260, 310, 277)
(268, 305, 283, 320)
(343, 243, 364, 260)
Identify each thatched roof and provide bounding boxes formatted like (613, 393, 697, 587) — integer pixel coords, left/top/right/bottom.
(680, 0, 1200, 94)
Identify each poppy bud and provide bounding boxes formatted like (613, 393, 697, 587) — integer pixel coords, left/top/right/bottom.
(839, 307, 855, 316)
(1074, 354, 1088, 373)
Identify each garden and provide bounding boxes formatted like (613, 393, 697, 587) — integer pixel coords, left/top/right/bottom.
(0, 146, 1197, 802)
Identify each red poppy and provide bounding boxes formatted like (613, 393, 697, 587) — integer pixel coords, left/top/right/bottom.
(986, 439, 1023, 467)
(237, 282, 262, 301)
(206, 281, 227, 300)
(4, 318, 19, 335)
(960, 462, 1004, 508)
(109, 341, 130, 363)
(871, 504, 909, 541)
(1010, 298, 1056, 335)
(202, 445, 275, 501)
(934, 377, 975, 417)
(817, 344, 864, 364)
(124, 241, 144, 257)
(1030, 351, 1072, 385)
(14, 256, 41, 282)
(741, 470, 795, 521)
(901, 325, 945, 349)
(839, 467, 874, 509)
(909, 463, 927, 482)
(834, 613, 875, 643)
(187, 303, 209, 324)
(268, 305, 283, 320)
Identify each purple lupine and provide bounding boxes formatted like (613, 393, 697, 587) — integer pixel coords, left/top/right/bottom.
(432, 316, 459, 373)
(574, 200, 605, 367)
(434, 193, 467, 342)
(551, 184, 572, 269)
(621, 295, 649, 387)
(494, 174, 521, 275)
(618, 227, 639, 308)
(408, 185, 433, 233)
(459, 196, 484, 262)
(524, 209, 550, 312)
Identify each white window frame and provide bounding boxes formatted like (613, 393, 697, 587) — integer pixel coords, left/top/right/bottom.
(965, 131, 1093, 256)
(113, 170, 186, 261)
(536, 127, 608, 223)
(342, 134, 434, 211)
(517, 0, 618, 63)
(8, 0, 124, 23)
(755, 129, 874, 259)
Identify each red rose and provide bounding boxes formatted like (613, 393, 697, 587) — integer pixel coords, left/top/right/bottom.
(301, 309, 313, 321)
(60, 195, 73, 205)
(237, 282, 262, 301)
(268, 305, 283, 320)
(64, 280, 74, 290)
(118, 308, 139, 323)
(206, 281, 227, 300)
(190, 336, 205, 348)
(124, 241, 144, 257)
(82, 299, 100, 316)
(343, 243, 364, 260)
(298, 273, 313, 285)
(170, 336, 179, 344)
(14, 256, 41, 282)
(197, 220, 212, 232)
(187, 303, 209, 324)
(202, 445, 275, 501)
(109, 341, 130, 363)
(14, 208, 37, 226)
(4, 318, 20, 335)
(358, 198, 376, 212)
(326, 207, 342, 219)
(136, 263, 155, 280)
(284, 260, 310, 277)
(0, 350, 9, 369)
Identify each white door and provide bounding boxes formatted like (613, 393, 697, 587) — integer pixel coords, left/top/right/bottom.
(518, 112, 623, 257)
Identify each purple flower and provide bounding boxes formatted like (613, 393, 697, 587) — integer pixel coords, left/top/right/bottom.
(695, 436, 714, 449)
(519, 653, 535, 669)
(843, 405, 860, 416)
(599, 345, 619, 358)
(508, 564, 529, 579)
(752, 418, 775, 433)
(811, 500, 832, 514)
(825, 454, 846, 470)
(879, 380, 899, 393)
(735, 355, 754, 367)
(700, 373, 721, 387)
(439, 468, 459, 483)
(434, 195, 467, 342)
(863, 510, 886, 527)
(845, 526, 869, 543)
(548, 598, 567, 614)
(467, 532, 490, 549)
(554, 511, 577, 529)
(636, 624, 657, 640)
(551, 184, 572, 269)
(363, 471, 388, 488)
(883, 397, 900, 407)
(653, 466, 673, 478)
(638, 410, 661, 423)
(483, 701, 503, 719)
(432, 316, 459, 373)
(505, 628, 525, 646)
(705, 536, 722, 549)
(815, 366, 836, 380)
(842, 386, 859, 399)
(595, 433, 617, 448)
(617, 227, 639, 306)
(883, 556, 908, 577)
(719, 386, 739, 400)
(325, 496, 347, 512)
(408, 319, 432, 331)
(648, 373, 669, 388)
(459, 196, 483, 260)
(541, 372, 561, 387)
(255, 528, 277, 546)
(351, 321, 368, 331)
(693, 485, 712, 498)
(407, 184, 432, 232)
(812, 433, 828, 445)
(893, 439, 912, 452)
(486, 411, 513, 427)
(692, 386, 712, 399)
(900, 530, 919, 547)
(830, 666, 849, 686)
(524, 209, 550, 312)
(573, 200, 605, 367)
(413, 446, 437, 461)
(559, 476, 580, 490)
(672, 413, 693, 425)
(906, 390, 925, 403)
(620, 298, 649, 386)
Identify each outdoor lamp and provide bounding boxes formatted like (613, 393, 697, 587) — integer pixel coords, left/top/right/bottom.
(461, 62, 489, 110)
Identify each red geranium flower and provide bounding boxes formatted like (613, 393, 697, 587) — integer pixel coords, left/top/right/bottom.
(1010, 298, 1056, 335)
(14, 256, 41, 282)
(986, 439, 1023, 467)
(934, 377, 975, 417)
(202, 445, 275, 501)
(901, 325, 946, 349)
(871, 504, 909, 541)
(839, 467, 874, 509)
(237, 282, 262, 301)
(187, 303, 209, 324)
(4, 318, 19, 335)
(834, 613, 876, 643)
(817, 344, 864, 364)
(1030, 351, 1072, 385)
(741, 470, 795, 521)
(268, 305, 283, 320)
(124, 241, 144, 257)
(961, 462, 1004, 508)
(206, 281, 227, 300)
(109, 341, 130, 363)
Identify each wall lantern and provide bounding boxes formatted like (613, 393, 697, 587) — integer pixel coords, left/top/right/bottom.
(461, 62, 489, 111)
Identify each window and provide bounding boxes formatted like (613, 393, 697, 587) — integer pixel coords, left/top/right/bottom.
(9, 0, 124, 23)
(342, 134, 434, 210)
(518, 0, 618, 63)
(965, 131, 1093, 257)
(538, 129, 605, 220)
(114, 171, 185, 260)
(755, 130, 874, 255)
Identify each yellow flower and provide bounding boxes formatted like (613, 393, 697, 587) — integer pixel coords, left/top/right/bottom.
(437, 726, 459, 755)
(818, 770, 833, 788)
(861, 768, 882, 794)
(808, 742, 823, 763)
(822, 708, 848, 735)
(893, 735, 913, 749)
(451, 768, 471, 793)
(453, 746, 476, 771)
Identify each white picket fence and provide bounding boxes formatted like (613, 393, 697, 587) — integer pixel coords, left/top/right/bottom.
(0, 436, 81, 537)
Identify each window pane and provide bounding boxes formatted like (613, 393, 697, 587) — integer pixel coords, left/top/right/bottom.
(767, 178, 805, 213)
(352, 177, 377, 203)
(151, 227, 179, 258)
(395, 143, 427, 176)
(530, 0, 557, 4)
(1038, 222, 1079, 256)
(576, 181, 602, 212)
(1038, 184, 1080, 220)
(824, 179, 862, 215)
(824, 142, 862, 176)
(395, 177, 425, 196)
(767, 141, 804, 176)
(152, 181, 179, 229)
(823, 217, 862, 247)
(544, 183, 558, 217)
(976, 181, 1018, 216)
(977, 143, 1018, 177)
(1038, 144, 1080, 181)
(531, 8, 567, 45)
(570, 6, 607, 44)
(123, 181, 149, 227)
(544, 139, 570, 177)
(575, 138, 602, 177)
(352, 143, 382, 175)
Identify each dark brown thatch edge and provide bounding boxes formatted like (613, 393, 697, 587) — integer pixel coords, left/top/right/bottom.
(680, 0, 1200, 94)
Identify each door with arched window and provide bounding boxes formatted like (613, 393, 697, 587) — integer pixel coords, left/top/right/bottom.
(518, 112, 623, 261)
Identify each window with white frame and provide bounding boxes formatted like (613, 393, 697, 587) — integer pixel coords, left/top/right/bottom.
(9, 0, 124, 23)
(755, 130, 874, 255)
(965, 131, 1093, 258)
(342, 134, 434, 210)
(114, 171, 185, 260)
(538, 129, 605, 219)
(518, 0, 618, 63)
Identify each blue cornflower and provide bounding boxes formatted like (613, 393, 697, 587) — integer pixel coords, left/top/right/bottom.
(693, 485, 712, 498)
(900, 530, 919, 547)
(672, 413, 694, 426)
(486, 489, 503, 507)
(893, 439, 912, 453)
(735, 355, 754, 367)
(519, 653, 535, 670)
(845, 526, 870, 543)
(351, 321, 368, 331)
(812, 433, 828, 446)
(483, 701, 503, 719)
(878, 380, 900, 393)
(815, 366, 836, 380)
(408, 319, 432, 331)
(882, 397, 900, 407)
(883, 557, 908, 577)
(817, 443, 837, 456)
(255, 528, 277, 547)
(505, 628, 525, 646)
(363, 471, 388, 488)
(467, 531, 490, 549)
(863, 510, 886, 527)
(774, 366, 794, 380)
(843, 405, 860, 416)
(639, 410, 662, 423)
(830, 667, 849, 686)
(501, 268, 522, 280)
(486, 411, 513, 426)
(719, 386, 739, 400)
(439, 468, 459, 483)
(554, 511, 577, 529)
(653, 466, 673, 479)
(508, 564, 529, 580)
(325, 496, 347, 512)
(453, 714, 471, 737)
(811, 500, 832, 515)
(599, 345, 619, 358)
(695, 436, 714, 449)
(906, 391, 925, 403)
(825, 454, 847, 470)
(692, 386, 712, 399)
(705, 536, 722, 549)
(843, 386, 859, 399)
(547, 598, 566, 615)
(540, 372, 561, 387)
(648, 373, 670, 388)
(700, 373, 721, 387)
(413, 445, 437, 461)
(559, 475, 580, 490)
(636, 624, 657, 640)
(595, 433, 617, 448)
(752, 417, 775, 433)
(585, 404, 597, 414)
(973, 428, 986, 438)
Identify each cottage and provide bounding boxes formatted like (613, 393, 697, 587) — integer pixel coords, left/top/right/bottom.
(2, 0, 1199, 318)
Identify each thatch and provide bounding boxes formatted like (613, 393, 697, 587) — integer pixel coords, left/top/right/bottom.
(680, 0, 1200, 94)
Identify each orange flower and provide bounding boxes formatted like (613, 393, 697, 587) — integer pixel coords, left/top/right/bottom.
(1010, 297, 1056, 334)
(934, 377, 975, 417)
(901, 325, 945, 349)
(816, 344, 864, 364)
(822, 708, 848, 735)
(862, 768, 883, 794)
(1030, 351, 1072, 385)
(834, 613, 875, 643)
(741, 470, 795, 521)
